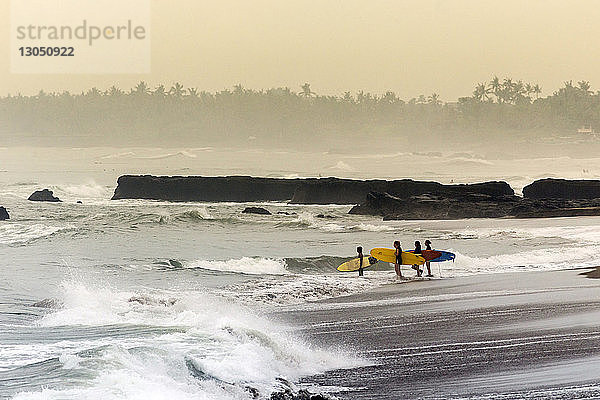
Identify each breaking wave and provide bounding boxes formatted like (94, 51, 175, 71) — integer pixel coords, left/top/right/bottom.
(9, 279, 361, 400)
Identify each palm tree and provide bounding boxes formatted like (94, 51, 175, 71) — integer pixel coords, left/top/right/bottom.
(381, 91, 398, 104)
(107, 86, 124, 97)
(416, 94, 427, 104)
(532, 84, 542, 99)
(298, 83, 315, 98)
(153, 84, 166, 97)
(131, 81, 150, 96)
(428, 93, 441, 105)
(488, 76, 501, 103)
(169, 82, 185, 98)
(233, 84, 245, 95)
(473, 83, 490, 102)
(85, 87, 101, 98)
(342, 91, 354, 103)
(578, 80, 592, 94)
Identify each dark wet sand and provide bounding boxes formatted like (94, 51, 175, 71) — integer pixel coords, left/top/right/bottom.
(279, 268, 600, 399)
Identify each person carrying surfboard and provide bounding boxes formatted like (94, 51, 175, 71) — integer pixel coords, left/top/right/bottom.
(357, 246, 364, 276)
(411, 241, 423, 277)
(393, 241, 403, 278)
(424, 239, 433, 277)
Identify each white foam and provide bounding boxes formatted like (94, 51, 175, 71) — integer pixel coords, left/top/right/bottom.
(51, 181, 112, 200)
(188, 257, 288, 275)
(442, 245, 600, 277)
(352, 223, 395, 232)
(0, 223, 73, 245)
(18, 280, 362, 400)
(329, 161, 354, 171)
(100, 151, 136, 159)
(219, 272, 392, 306)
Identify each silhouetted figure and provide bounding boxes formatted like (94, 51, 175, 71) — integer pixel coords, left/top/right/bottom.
(357, 246, 364, 277)
(394, 240, 403, 278)
(412, 240, 423, 277)
(424, 239, 433, 277)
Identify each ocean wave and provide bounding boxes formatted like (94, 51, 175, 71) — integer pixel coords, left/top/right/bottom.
(446, 224, 600, 244)
(218, 272, 392, 305)
(439, 245, 600, 277)
(328, 161, 354, 171)
(139, 151, 198, 160)
(0, 223, 75, 245)
(100, 151, 136, 159)
(156, 207, 215, 224)
(19, 280, 361, 399)
(50, 182, 113, 200)
(187, 257, 289, 275)
(277, 212, 393, 233)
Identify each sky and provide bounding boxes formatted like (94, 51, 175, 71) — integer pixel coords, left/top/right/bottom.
(2, 0, 600, 100)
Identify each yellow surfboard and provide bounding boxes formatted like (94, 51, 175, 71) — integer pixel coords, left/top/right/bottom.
(337, 257, 378, 272)
(370, 248, 425, 265)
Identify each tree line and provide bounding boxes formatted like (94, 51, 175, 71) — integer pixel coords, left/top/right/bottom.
(1, 77, 599, 146)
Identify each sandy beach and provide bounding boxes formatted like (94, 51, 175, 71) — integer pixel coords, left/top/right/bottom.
(280, 268, 600, 399)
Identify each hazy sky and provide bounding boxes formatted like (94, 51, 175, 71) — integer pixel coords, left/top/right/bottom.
(2, 0, 600, 100)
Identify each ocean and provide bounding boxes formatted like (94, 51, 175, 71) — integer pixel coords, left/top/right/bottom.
(2, 146, 600, 399)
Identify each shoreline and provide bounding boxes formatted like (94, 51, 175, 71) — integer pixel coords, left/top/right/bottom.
(277, 267, 600, 399)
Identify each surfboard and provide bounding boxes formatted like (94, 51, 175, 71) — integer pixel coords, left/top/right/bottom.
(337, 256, 378, 272)
(429, 251, 456, 262)
(408, 250, 442, 261)
(370, 248, 426, 265)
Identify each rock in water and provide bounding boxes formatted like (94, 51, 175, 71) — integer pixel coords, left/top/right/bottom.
(242, 207, 272, 215)
(523, 178, 600, 199)
(110, 175, 514, 205)
(32, 298, 62, 308)
(0, 206, 9, 220)
(28, 189, 61, 202)
(315, 214, 334, 219)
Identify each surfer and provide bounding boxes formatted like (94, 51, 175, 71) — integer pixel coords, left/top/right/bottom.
(393, 241, 403, 277)
(357, 246, 364, 276)
(424, 239, 433, 277)
(411, 240, 423, 277)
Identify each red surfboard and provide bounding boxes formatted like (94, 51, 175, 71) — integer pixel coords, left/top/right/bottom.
(409, 250, 442, 261)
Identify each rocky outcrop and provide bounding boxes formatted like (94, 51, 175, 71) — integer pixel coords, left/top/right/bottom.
(28, 189, 61, 202)
(0, 206, 8, 220)
(111, 175, 514, 205)
(112, 175, 299, 202)
(350, 191, 521, 220)
(350, 191, 600, 220)
(242, 207, 271, 215)
(290, 178, 513, 204)
(523, 179, 600, 199)
(509, 198, 600, 218)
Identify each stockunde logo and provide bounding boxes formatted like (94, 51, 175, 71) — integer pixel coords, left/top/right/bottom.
(10, 0, 151, 73)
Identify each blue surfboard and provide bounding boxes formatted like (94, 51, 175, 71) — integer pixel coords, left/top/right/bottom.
(428, 251, 455, 262)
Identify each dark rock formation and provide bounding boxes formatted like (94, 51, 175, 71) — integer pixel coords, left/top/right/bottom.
(277, 211, 296, 215)
(0, 206, 8, 220)
(580, 267, 600, 279)
(28, 189, 61, 202)
(112, 175, 299, 202)
(242, 207, 271, 215)
(128, 295, 177, 306)
(351, 191, 600, 220)
(111, 175, 513, 205)
(510, 198, 600, 218)
(523, 178, 600, 199)
(269, 389, 330, 400)
(291, 178, 513, 204)
(350, 191, 520, 220)
(316, 214, 335, 219)
(32, 298, 62, 308)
